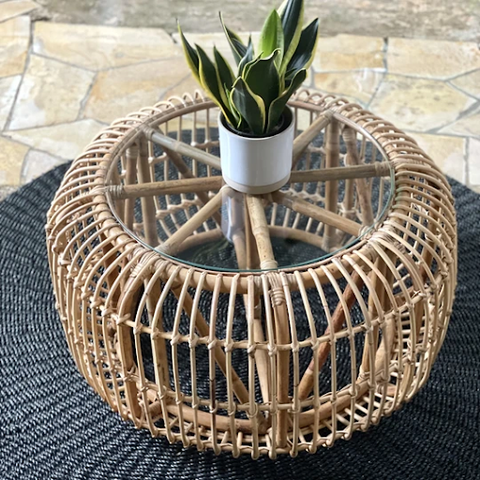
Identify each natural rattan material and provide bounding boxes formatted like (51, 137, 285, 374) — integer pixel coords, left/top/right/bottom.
(46, 90, 457, 458)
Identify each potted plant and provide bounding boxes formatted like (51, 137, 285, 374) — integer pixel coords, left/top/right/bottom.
(178, 0, 319, 194)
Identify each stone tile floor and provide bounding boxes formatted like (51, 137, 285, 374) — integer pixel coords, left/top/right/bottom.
(1, 1, 480, 199)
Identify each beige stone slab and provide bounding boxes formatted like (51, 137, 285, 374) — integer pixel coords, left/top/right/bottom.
(21, 148, 64, 184)
(468, 137, 480, 185)
(0, 185, 17, 201)
(0, 75, 20, 130)
(162, 74, 205, 101)
(0, 0, 38, 22)
(83, 58, 190, 124)
(450, 69, 480, 98)
(8, 55, 95, 130)
(410, 132, 465, 183)
(5, 119, 105, 159)
(0, 16, 30, 77)
(0, 135, 28, 185)
(312, 34, 385, 72)
(369, 75, 476, 131)
(33, 22, 181, 71)
(313, 70, 384, 105)
(388, 37, 480, 79)
(440, 109, 480, 137)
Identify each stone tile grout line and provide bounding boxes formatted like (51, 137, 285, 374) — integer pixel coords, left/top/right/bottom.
(3, 15, 34, 134)
(31, 51, 98, 73)
(382, 37, 389, 71)
(428, 98, 480, 135)
(19, 148, 66, 183)
(77, 72, 98, 122)
(446, 80, 480, 102)
(445, 65, 480, 82)
(366, 74, 386, 111)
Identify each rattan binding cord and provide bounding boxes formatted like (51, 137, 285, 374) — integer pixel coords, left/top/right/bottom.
(46, 90, 457, 459)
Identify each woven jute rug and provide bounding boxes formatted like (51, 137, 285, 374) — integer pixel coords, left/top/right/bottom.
(1, 164, 479, 480)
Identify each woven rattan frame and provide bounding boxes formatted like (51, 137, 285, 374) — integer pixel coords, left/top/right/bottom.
(46, 90, 457, 458)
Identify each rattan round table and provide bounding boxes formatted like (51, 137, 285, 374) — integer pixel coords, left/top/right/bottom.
(46, 90, 457, 459)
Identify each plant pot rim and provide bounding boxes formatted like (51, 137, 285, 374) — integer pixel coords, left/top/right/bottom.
(218, 106, 294, 140)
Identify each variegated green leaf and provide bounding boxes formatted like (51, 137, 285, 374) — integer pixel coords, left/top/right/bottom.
(214, 47, 235, 89)
(177, 2, 319, 137)
(277, 0, 288, 17)
(280, 0, 304, 73)
(267, 68, 306, 131)
(196, 45, 237, 125)
(230, 77, 266, 135)
(243, 53, 262, 80)
(219, 13, 247, 65)
(177, 23, 200, 82)
(258, 9, 284, 68)
(244, 50, 281, 111)
(285, 18, 319, 78)
(214, 46, 235, 106)
(224, 84, 241, 125)
(237, 36, 254, 75)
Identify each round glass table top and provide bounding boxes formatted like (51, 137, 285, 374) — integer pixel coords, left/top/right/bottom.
(108, 113, 394, 273)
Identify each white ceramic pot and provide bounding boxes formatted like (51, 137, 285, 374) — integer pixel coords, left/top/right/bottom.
(218, 107, 294, 194)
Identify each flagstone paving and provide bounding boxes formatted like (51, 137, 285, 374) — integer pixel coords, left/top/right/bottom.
(468, 138, 480, 186)
(0, 16, 30, 77)
(440, 109, 480, 138)
(451, 70, 480, 99)
(0, 135, 29, 185)
(6, 119, 106, 159)
(369, 75, 476, 132)
(33, 22, 181, 70)
(312, 35, 386, 72)
(1, 16, 479, 196)
(21, 148, 63, 183)
(387, 38, 480, 79)
(0, 0, 38, 23)
(8, 54, 95, 130)
(83, 57, 190, 124)
(313, 70, 385, 106)
(0, 75, 20, 129)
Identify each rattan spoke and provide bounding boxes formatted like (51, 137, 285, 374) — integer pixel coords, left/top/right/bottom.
(157, 189, 224, 255)
(271, 191, 362, 237)
(109, 163, 390, 200)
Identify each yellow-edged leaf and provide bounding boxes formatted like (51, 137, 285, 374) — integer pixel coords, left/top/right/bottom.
(177, 22, 200, 83)
(197, 45, 237, 125)
(214, 46, 235, 107)
(267, 68, 306, 132)
(243, 50, 281, 111)
(280, 0, 304, 73)
(285, 18, 319, 80)
(219, 12, 248, 65)
(230, 77, 266, 135)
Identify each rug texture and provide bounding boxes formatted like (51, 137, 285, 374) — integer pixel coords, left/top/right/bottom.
(0, 164, 479, 480)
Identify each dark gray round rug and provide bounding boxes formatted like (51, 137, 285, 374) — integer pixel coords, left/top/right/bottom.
(1, 164, 479, 480)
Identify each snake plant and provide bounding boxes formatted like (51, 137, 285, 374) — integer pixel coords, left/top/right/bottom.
(178, 0, 319, 136)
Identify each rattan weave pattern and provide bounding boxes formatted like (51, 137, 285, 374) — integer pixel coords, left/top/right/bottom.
(45, 90, 457, 458)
